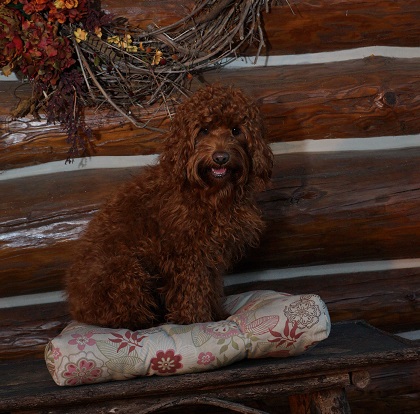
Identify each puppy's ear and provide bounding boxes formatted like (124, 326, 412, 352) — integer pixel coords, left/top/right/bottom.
(252, 131, 273, 191)
(246, 111, 273, 192)
(160, 106, 196, 179)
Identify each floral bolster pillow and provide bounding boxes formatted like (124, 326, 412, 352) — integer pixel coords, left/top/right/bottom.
(45, 290, 331, 386)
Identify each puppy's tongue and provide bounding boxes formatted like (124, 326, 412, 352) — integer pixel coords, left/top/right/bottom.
(211, 167, 227, 177)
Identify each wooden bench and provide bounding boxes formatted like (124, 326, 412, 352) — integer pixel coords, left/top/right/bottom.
(1, 321, 418, 413)
(1, 0, 420, 412)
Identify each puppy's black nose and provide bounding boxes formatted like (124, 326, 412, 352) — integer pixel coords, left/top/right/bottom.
(212, 151, 230, 165)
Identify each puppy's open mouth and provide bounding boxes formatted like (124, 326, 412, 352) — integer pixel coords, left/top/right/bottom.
(211, 167, 228, 178)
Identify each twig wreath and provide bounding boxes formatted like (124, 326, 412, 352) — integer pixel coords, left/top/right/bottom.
(1, 0, 275, 159)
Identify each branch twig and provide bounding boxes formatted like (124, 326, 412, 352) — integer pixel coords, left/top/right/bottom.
(76, 39, 166, 133)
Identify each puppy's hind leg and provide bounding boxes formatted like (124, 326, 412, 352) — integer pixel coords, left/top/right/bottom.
(67, 252, 160, 330)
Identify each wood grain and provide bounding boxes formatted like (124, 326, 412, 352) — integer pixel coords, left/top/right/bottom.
(0, 81, 168, 170)
(289, 388, 351, 414)
(101, 0, 420, 54)
(2, 56, 420, 168)
(3, 148, 420, 300)
(243, 148, 420, 269)
(0, 302, 70, 360)
(206, 56, 420, 143)
(0, 168, 138, 297)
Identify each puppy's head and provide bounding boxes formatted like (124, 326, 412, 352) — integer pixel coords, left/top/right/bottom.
(161, 84, 273, 195)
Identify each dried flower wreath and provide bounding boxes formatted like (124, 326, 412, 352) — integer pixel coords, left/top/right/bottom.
(1, 0, 274, 159)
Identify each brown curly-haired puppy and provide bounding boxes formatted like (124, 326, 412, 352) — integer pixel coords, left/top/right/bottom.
(66, 84, 273, 330)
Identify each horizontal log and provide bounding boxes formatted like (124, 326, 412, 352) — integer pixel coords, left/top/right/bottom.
(350, 362, 420, 397)
(3, 148, 420, 299)
(0, 356, 418, 414)
(347, 362, 420, 413)
(0, 168, 138, 297)
(349, 392, 420, 414)
(2, 55, 420, 168)
(263, 391, 420, 414)
(0, 82, 168, 170)
(261, 0, 420, 54)
(245, 147, 420, 270)
(0, 302, 70, 360)
(207, 56, 420, 143)
(101, 0, 420, 54)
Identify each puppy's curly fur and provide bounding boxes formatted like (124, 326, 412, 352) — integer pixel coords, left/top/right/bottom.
(66, 84, 273, 330)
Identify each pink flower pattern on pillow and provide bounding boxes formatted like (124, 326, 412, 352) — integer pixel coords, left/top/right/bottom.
(68, 331, 96, 351)
(150, 350, 183, 374)
(51, 345, 62, 361)
(63, 358, 102, 386)
(197, 352, 216, 365)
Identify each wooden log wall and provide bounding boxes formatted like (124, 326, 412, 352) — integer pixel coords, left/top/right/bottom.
(1, 0, 420, 319)
(1, 1, 420, 410)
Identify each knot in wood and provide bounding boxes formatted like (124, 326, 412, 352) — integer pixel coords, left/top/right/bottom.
(383, 91, 397, 106)
(405, 292, 418, 302)
(374, 91, 397, 109)
(290, 188, 322, 206)
(351, 370, 371, 390)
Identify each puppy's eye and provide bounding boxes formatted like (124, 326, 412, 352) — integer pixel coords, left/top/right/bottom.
(199, 127, 209, 135)
(232, 127, 241, 136)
